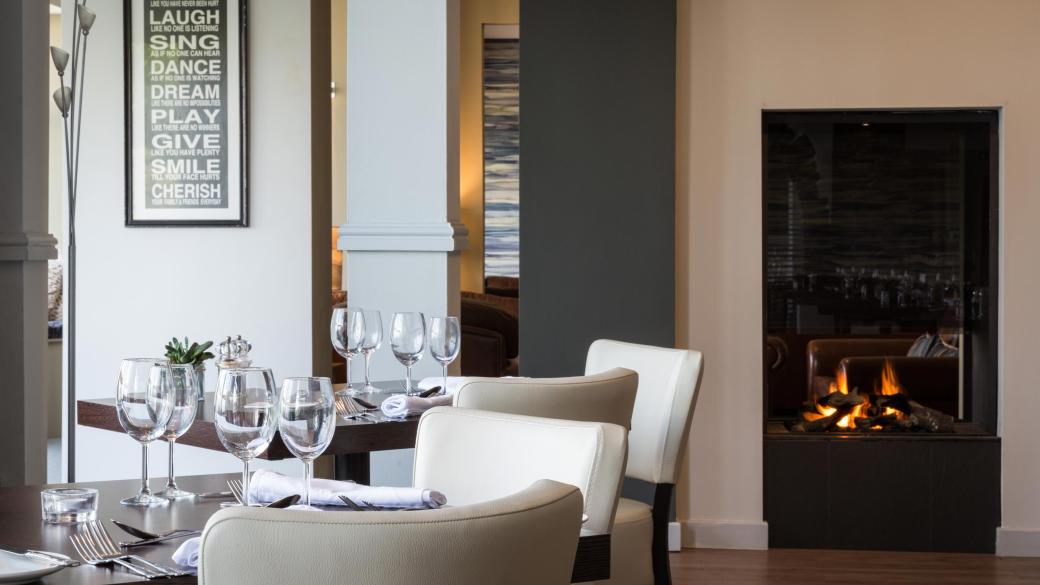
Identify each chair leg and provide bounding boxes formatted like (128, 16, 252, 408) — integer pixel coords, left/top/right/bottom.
(651, 483, 674, 585)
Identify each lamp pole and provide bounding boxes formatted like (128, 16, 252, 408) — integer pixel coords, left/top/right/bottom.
(50, 0, 95, 482)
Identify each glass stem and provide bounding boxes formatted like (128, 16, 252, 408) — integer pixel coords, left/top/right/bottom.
(442, 364, 448, 393)
(303, 459, 313, 507)
(166, 439, 177, 489)
(345, 356, 352, 388)
(405, 365, 413, 393)
(242, 459, 251, 506)
(364, 352, 372, 386)
(140, 443, 150, 497)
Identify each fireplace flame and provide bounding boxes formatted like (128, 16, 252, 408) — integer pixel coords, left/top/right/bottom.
(814, 360, 904, 429)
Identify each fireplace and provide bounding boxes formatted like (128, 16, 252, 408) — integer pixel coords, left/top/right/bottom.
(761, 110, 1000, 552)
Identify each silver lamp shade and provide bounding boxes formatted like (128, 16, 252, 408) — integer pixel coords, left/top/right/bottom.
(52, 87, 73, 116)
(50, 47, 70, 75)
(77, 5, 96, 33)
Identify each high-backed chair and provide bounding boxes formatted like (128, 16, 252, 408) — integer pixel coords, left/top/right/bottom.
(585, 339, 704, 585)
(453, 368, 639, 429)
(413, 406, 628, 536)
(199, 479, 583, 585)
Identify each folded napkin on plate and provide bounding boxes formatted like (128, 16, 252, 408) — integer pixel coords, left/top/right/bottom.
(340, 485, 447, 509)
(380, 393, 453, 419)
(250, 468, 357, 506)
(416, 376, 471, 395)
(249, 469, 446, 509)
(172, 538, 200, 569)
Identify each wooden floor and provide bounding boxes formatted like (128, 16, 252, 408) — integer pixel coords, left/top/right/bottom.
(671, 548, 1040, 585)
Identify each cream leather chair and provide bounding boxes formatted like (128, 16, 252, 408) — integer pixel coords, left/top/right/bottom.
(585, 339, 704, 585)
(413, 406, 629, 535)
(452, 368, 638, 429)
(198, 479, 583, 585)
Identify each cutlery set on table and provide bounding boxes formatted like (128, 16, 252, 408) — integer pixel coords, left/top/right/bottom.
(0, 487, 303, 583)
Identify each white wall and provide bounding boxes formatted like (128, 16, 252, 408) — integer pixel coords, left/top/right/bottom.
(676, 0, 1040, 554)
(68, 0, 319, 481)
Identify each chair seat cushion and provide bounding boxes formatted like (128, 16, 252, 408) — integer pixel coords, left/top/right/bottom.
(600, 497, 653, 585)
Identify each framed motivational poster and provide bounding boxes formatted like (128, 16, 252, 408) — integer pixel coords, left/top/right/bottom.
(125, 0, 248, 226)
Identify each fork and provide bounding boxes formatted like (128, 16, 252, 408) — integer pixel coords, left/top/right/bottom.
(334, 395, 367, 420)
(69, 521, 185, 578)
(227, 479, 244, 504)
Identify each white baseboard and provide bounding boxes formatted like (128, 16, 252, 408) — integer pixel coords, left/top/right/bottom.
(668, 522, 681, 551)
(997, 528, 1040, 557)
(681, 519, 769, 550)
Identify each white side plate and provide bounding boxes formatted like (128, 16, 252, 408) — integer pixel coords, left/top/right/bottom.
(0, 550, 65, 584)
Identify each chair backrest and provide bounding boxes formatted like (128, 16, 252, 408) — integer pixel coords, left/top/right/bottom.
(453, 368, 638, 429)
(585, 339, 704, 485)
(199, 480, 583, 585)
(413, 407, 628, 534)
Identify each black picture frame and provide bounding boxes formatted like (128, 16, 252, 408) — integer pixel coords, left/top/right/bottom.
(124, 0, 248, 227)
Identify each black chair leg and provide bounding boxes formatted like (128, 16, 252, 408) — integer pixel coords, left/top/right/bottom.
(651, 483, 674, 585)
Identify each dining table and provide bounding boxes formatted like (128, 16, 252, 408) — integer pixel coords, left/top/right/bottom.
(78, 382, 419, 485)
(0, 473, 611, 584)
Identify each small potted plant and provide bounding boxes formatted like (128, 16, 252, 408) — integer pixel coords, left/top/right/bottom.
(164, 337, 215, 400)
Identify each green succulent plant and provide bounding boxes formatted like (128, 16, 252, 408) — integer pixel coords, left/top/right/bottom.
(164, 337, 215, 368)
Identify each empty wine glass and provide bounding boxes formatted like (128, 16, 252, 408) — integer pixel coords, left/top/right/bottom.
(278, 377, 335, 507)
(331, 306, 366, 396)
(360, 310, 383, 392)
(214, 367, 278, 507)
(428, 316, 461, 393)
(116, 358, 175, 507)
(156, 364, 199, 500)
(390, 312, 426, 395)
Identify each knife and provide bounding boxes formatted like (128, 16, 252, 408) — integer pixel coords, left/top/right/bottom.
(0, 544, 80, 567)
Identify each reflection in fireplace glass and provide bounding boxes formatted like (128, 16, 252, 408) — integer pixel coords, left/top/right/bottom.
(763, 110, 997, 433)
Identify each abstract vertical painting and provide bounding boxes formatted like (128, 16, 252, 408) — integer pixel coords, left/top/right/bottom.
(483, 35, 520, 278)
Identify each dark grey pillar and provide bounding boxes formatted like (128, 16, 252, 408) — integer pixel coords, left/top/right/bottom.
(519, 0, 676, 377)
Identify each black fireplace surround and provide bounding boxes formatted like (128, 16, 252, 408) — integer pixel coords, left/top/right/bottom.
(762, 110, 1000, 553)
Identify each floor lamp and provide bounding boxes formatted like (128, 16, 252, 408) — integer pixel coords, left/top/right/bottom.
(51, 0, 95, 482)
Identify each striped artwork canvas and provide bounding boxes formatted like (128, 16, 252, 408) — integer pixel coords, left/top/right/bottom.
(483, 37, 520, 278)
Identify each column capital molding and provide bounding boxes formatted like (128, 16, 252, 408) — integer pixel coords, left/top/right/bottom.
(338, 220, 469, 253)
(0, 232, 59, 262)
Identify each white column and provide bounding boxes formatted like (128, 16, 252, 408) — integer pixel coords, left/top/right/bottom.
(340, 0, 465, 485)
(0, 0, 58, 486)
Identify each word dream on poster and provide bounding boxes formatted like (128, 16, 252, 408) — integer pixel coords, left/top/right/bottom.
(144, 0, 229, 209)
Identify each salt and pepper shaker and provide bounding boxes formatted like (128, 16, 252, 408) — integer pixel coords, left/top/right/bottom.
(217, 335, 253, 369)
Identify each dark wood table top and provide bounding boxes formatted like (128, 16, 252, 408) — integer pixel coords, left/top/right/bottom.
(0, 474, 609, 584)
(78, 383, 419, 459)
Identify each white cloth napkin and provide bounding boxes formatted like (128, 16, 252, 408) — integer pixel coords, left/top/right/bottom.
(250, 468, 356, 506)
(249, 469, 446, 509)
(172, 537, 200, 568)
(380, 393, 453, 418)
(416, 376, 470, 395)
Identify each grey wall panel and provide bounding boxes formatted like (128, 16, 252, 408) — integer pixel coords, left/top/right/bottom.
(519, 0, 676, 376)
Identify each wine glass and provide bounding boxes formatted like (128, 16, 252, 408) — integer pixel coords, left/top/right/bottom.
(390, 312, 426, 395)
(278, 377, 335, 507)
(330, 306, 366, 396)
(156, 364, 199, 500)
(360, 310, 383, 392)
(116, 358, 175, 507)
(214, 367, 278, 507)
(428, 316, 461, 393)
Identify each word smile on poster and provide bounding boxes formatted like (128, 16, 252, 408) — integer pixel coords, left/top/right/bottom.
(125, 0, 247, 226)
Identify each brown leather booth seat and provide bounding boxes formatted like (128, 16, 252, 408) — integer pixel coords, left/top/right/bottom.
(461, 294, 519, 377)
(807, 338, 958, 417)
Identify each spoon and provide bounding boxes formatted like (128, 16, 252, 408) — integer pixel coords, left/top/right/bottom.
(111, 520, 197, 542)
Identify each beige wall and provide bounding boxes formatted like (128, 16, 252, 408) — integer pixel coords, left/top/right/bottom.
(331, 0, 346, 230)
(459, 0, 519, 292)
(677, 0, 1040, 543)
